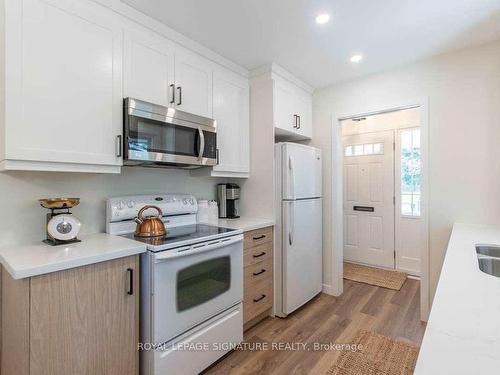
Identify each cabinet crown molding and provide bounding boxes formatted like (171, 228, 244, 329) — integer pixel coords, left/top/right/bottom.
(250, 63, 314, 94)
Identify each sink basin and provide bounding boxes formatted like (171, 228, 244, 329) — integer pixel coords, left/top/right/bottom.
(476, 245, 500, 258)
(478, 257, 500, 278)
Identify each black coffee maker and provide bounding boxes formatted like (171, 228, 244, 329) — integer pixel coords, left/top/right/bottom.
(217, 183, 240, 218)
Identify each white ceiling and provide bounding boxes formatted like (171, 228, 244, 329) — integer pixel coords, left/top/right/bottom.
(122, 0, 500, 88)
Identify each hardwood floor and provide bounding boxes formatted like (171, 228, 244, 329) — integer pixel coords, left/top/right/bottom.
(203, 278, 426, 375)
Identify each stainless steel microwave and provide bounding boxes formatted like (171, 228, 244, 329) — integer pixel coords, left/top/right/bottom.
(123, 98, 217, 168)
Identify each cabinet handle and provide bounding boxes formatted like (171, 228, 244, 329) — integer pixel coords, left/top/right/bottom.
(253, 294, 266, 303)
(253, 269, 266, 276)
(116, 135, 122, 157)
(127, 268, 134, 295)
(253, 251, 266, 258)
(252, 234, 266, 240)
(216, 148, 220, 165)
(177, 86, 182, 106)
(297, 115, 301, 129)
(293, 114, 298, 129)
(170, 84, 175, 104)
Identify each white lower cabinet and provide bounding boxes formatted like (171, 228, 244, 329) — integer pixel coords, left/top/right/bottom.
(0, 0, 124, 173)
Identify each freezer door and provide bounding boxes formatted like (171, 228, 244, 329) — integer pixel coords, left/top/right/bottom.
(282, 144, 322, 200)
(282, 198, 322, 314)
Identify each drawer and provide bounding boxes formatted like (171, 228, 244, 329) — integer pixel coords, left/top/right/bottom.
(244, 226, 273, 249)
(244, 242, 272, 267)
(244, 258, 273, 287)
(243, 278, 273, 323)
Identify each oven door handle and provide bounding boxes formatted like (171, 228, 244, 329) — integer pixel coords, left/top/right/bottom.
(197, 127, 205, 161)
(154, 235, 243, 262)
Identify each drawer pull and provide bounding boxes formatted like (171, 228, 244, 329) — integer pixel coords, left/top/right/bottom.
(253, 251, 266, 258)
(253, 269, 266, 276)
(126, 268, 134, 295)
(252, 234, 266, 240)
(253, 294, 266, 303)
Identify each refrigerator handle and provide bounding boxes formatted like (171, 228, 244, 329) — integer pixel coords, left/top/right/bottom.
(288, 155, 295, 199)
(288, 202, 294, 245)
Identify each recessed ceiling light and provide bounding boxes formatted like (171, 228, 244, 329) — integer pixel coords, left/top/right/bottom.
(350, 54, 363, 63)
(315, 13, 330, 25)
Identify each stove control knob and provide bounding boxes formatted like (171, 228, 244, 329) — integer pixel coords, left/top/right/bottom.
(182, 198, 188, 205)
(118, 201, 125, 210)
(189, 198, 195, 205)
(127, 201, 135, 209)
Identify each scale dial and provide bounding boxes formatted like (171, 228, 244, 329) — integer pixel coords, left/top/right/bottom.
(47, 215, 82, 241)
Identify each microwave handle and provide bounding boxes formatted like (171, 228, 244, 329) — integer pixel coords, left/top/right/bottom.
(154, 235, 243, 262)
(198, 127, 205, 160)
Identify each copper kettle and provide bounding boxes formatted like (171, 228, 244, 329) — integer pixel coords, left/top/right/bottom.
(134, 205, 166, 237)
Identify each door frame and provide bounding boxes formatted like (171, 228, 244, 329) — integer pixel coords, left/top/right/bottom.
(330, 97, 430, 321)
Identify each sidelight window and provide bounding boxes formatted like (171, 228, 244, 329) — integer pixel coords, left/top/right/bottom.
(400, 128, 421, 217)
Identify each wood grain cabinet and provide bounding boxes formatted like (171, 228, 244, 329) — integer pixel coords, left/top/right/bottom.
(243, 226, 274, 328)
(1, 256, 140, 375)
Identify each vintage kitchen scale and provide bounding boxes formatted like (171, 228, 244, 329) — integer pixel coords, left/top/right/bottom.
(38, 198, 82, 245)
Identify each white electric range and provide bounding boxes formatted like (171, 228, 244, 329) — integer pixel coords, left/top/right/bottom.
(106, 194, 243, 375)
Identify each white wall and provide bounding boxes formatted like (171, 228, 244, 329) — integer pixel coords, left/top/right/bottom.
(312, 40, 500, 302)
(0, 168, 224, 247)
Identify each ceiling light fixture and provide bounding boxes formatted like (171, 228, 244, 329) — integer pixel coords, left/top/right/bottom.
(350, 54, 363, 63)
(315, 13, 330, 25)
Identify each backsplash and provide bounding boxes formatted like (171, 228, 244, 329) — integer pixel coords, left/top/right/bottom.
(0, 167, 225, 246)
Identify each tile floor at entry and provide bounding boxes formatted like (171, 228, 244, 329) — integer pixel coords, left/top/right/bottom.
(203, 279, 426, 375)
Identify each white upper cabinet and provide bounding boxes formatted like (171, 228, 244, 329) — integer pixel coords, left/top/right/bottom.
(124, 25, 175, 107)
(0, 0, 249, 174)
(0, 0, 124, 173)
(174, 49, 213, 118)
(123, 28, 213, 118)
(211, 69, 250, 177)
(273, 75, 313, 140)
(274, 78, 297, 135)
(295, 89, 313, 139)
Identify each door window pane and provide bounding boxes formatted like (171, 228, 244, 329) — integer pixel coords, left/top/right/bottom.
(176, 256, 230, 311)
(354, 144, 364, 156)
(364, 143, 374, 155)
(400, 128, 421, 217)
(373, 143, 384, 154)
(344, 146, 353, 156)
(344, 143, 384, 157)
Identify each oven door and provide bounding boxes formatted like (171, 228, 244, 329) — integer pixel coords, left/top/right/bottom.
(152, 235, 243, 344)
(124, 100, 216, 167)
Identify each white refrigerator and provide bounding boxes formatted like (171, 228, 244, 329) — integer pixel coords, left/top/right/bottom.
(274, 142, 323, 317)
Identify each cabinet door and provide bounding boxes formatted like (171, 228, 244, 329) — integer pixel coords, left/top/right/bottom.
(295, 90, 313, 139)
(174, 49, 213, 118)
(29, 256, 139, 375)
(124, 25, 175, 107)
(6, 0, 123, 167)
(274, 78, 297, 134)
(212, 69, 249, 175)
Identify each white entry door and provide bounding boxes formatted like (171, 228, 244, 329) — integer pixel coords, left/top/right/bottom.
(343, 131, 395, 268)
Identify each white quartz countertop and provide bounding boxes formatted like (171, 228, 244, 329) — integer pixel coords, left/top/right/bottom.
(0, 233, 147, 279)
(415, 223, 500, 374)
(217, 217, 274, 232)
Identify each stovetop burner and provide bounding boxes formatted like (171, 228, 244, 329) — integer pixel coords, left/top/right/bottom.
(122, 224, 239, 251)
